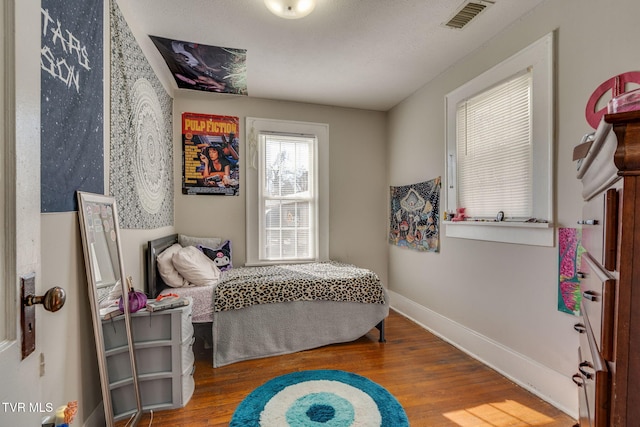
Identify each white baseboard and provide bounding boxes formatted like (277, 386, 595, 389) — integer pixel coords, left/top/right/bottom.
(388, 290, 578, 419)
(82, 402, 105, 427)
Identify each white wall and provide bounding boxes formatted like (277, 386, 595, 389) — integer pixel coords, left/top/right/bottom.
(172, 93, 389, 283)
(386, 0, 640, 417)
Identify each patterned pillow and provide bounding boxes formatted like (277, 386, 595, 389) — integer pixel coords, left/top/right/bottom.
(199, 240, 233, 271)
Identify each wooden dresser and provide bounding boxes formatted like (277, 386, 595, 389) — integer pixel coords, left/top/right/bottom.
(575, 110, 640, 426)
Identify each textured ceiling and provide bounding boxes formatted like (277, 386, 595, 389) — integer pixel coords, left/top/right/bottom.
(118, 0, 546, 111)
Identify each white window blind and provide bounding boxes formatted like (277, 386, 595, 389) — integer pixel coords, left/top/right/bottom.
(259, 133, 317, 261)
(456, 70, 532, 218)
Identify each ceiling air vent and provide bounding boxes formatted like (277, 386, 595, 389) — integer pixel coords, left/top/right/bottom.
(444, 0, 494, 29)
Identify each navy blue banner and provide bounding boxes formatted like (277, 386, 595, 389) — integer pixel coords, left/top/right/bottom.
(41, 0, 104, 212)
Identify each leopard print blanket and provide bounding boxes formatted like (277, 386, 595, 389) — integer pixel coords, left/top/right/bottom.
(213, 261, 386, 312)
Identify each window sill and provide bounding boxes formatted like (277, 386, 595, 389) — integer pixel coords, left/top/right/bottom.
(244, 259, 317, 267)
(443, 220, 554, 246)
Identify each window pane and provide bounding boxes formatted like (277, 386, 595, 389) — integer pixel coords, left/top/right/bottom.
(296, 229, 310, 257)
(281, 230, 297, 258)
(260, 133, 316, 261)
(264, 137, 311, 198)
(263, 199, 312, 260)
(456, 71, 532, 218)
(265, 200, 281, 228)
(295, 201, 310, 227)
(265, 229, 281, 259)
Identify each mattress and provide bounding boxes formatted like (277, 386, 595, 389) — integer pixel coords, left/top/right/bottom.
(159, 285, 214, 323)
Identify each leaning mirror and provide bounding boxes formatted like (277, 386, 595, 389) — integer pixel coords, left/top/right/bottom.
(77, 191, 142, 427)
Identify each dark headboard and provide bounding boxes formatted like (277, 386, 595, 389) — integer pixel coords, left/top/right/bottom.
(145, 234, 178, 298)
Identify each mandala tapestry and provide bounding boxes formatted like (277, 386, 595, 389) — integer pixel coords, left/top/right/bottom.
(389, 177, 441, 252)
(110, 1, 173, 229)
(558, 227, 584, 316)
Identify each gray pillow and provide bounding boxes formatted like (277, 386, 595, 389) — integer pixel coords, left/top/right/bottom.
(178, 234, 222, 249)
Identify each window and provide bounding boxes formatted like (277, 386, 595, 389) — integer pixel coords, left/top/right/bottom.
(445, 32, 554, 246)
(246, 118, 329, 265)
(260, 133, 315, 261)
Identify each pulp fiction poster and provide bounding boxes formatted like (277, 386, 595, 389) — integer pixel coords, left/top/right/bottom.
(182, 113, 240, 195)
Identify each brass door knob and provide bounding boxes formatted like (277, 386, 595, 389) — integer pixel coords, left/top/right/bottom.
(24, 286, 66, 312)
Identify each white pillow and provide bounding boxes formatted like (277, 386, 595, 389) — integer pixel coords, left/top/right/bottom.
(172, 246, 221, 286)
(157, 244, 188, 288)
(178, 234, 222, 249)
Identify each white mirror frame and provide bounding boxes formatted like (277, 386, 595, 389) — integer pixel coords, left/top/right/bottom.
(77, 191, 141, 427)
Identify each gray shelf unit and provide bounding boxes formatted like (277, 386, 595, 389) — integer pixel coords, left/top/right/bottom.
(102, 300, 195, 421)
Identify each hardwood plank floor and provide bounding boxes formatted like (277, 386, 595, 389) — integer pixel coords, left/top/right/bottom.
(132, 310, 576, 426)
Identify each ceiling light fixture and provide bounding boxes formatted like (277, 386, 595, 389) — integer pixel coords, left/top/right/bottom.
(264, 0, 316, 19)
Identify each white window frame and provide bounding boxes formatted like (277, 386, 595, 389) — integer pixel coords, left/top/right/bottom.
(259, 133, 316, 261)
(245, 117, 329, 265)
(445, 32, 555, 246)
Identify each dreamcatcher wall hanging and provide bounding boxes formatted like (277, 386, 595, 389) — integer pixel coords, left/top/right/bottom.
(389, 177, 441, 252)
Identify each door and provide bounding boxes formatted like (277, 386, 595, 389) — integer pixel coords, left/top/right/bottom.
(0, 1, 45, 425)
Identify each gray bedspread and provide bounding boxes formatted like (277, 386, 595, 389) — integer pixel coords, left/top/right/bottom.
(212, 292, 389, 367)
(211, 262, 389, 367)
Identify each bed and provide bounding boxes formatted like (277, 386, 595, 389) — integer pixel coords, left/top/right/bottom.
(146, 234, 389, 367)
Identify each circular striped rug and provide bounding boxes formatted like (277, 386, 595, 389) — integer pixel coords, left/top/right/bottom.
(230, 370, 409, 426)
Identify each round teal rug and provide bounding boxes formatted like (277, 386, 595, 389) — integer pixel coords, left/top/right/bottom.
(230, 370, 409, 426)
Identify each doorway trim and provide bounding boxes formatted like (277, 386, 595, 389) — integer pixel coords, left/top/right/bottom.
(1, 0, 17, 352)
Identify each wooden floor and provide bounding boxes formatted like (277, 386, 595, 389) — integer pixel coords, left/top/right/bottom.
(132, 310, 576, 426)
